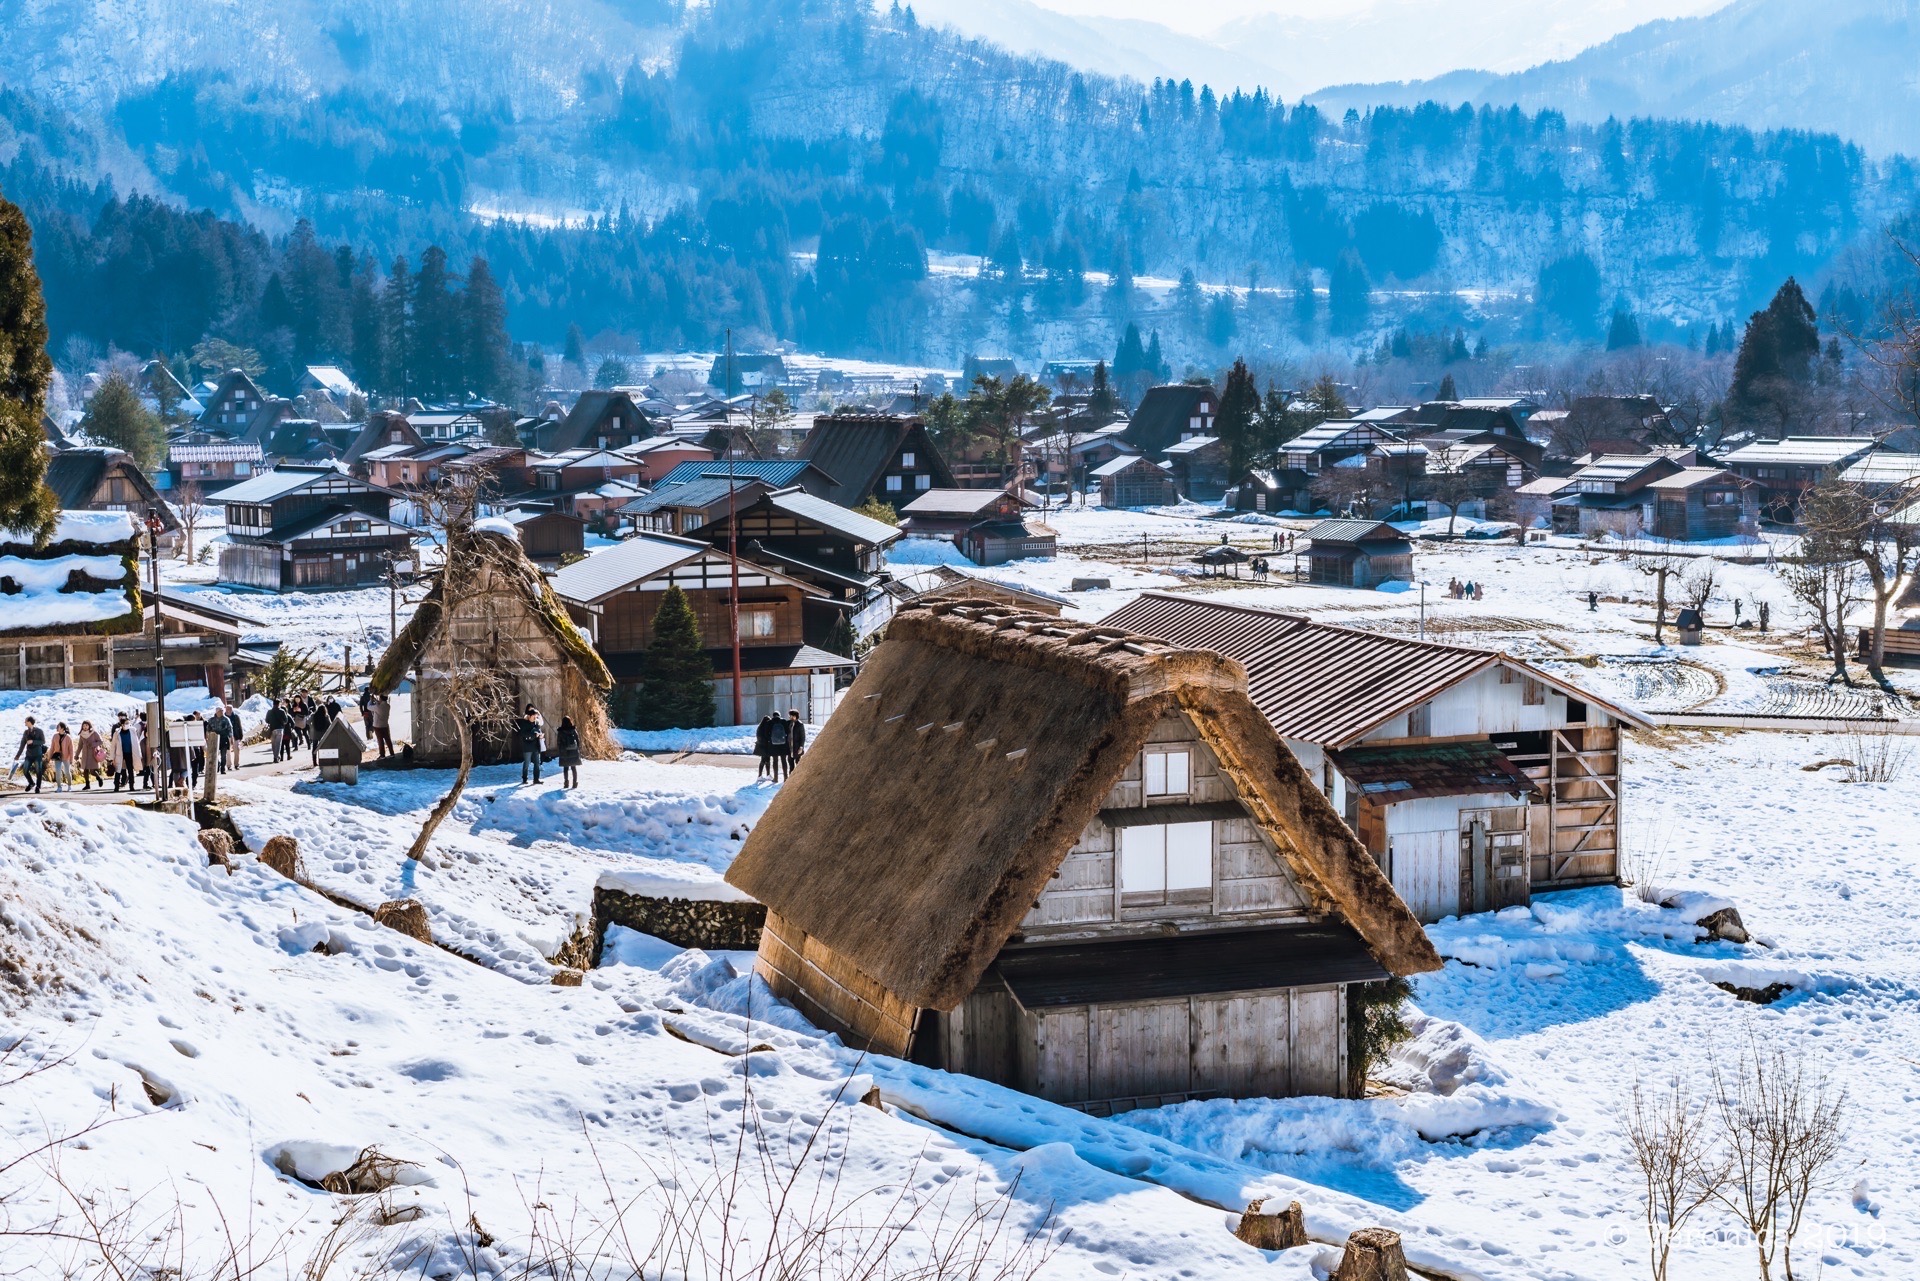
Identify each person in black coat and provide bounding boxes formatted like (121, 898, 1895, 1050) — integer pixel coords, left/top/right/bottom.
(765, 711, 790, 782)
(784, 709, 806, 772)
(557, 715, 582, 788)
(518, 705, 546, 784)
(754, 714, 776, 780)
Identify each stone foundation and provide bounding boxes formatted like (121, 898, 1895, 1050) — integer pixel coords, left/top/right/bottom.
(593, 887, 766, 960)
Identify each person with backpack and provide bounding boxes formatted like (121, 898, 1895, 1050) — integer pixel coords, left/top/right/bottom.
(765, 711, 790, 782)
(13, 717, 46, 793)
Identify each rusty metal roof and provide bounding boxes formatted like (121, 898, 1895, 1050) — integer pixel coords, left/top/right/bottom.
(1329, 740, 1539, 802)
(1102, 593, 1649, 745)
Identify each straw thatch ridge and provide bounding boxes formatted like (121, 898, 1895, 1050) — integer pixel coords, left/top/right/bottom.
(370, 528, 612, 695)
(725, 600, 1439, 1015)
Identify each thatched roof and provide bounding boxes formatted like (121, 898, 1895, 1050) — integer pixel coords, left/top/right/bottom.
(370, 527, 611, 694)
(724, 601, 1440, 1013)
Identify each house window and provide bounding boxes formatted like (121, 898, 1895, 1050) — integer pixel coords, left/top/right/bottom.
(1119, 821, 1212, 907)
(885, 475, 904, 492)
(739, 607, 777, 639)
(1522, 677, 1546, 706)
(1254, 494, 1267, 512)
(915, 474, 931, 490)
(1143, 749, 1191, 798)
(900, 451, 915, 468)
(1407, 703, 1431, 737)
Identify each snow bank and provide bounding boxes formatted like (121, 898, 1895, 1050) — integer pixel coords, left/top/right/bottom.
(614, 724, 759, 754)
(471, 515, 519, 538)
(885, 537, 973, 567)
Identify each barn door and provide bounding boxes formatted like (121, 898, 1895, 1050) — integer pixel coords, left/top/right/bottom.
(1386, 830, 1456, 922)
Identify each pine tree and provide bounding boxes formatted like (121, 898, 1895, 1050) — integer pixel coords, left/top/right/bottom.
(640, 585, 715, 730)
(381, 256, 414, 397)
(1215, 358, 1262, 477)
(1145, 330, 1168, 380)
(348, 258, 383, 393)
(1729, 278, 1823, 432)
(824, 611, 855, 658)
(0, 192, 56, 541)
(563, 323, 587, 370)
(1329, 250, 1371, 334)
(411, 246, 458, 398)
(1088, 360, 1117, 420)
(463, 258, 514, 403)
(1606, 307, 1642, 350)
(82, 373, 166, 472)
(1206, 294, 1237, 347)
(1436, 372, 1458, 401)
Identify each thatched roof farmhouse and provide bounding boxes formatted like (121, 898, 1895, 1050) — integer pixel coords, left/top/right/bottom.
(726, 601, 1441, 1108)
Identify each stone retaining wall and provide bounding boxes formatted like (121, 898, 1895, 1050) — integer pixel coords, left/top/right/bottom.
(592, 888, 766, 961)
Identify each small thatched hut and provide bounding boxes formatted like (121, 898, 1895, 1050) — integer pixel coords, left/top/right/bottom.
(725, 600, 1441, 1109)
(371, 521, 615, 766)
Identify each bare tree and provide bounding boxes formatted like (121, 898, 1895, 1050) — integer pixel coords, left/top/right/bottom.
(171, 477, 209, 564)
(1811, 475, 1920, 687)
(1633, 549, 1682, 644)
(1710, 1040, 1848, 1281)
(1679, 560, 1719, 617)
(1425, 461, 1481, 536)
(1624, 1077, 1727, 1281)
(1787, 480, 1868, 684)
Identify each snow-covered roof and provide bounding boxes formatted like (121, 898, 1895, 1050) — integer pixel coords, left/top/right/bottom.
(0, 509, 139, 549)
(1721, 436, 1879, 467)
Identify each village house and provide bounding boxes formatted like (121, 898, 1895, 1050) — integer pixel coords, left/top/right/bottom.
(798, 413, 956, 509)
(1546, 395, 1689, 462)
(1228, 466, 1314, 515)
(1103, 594, 1650, 922)
(1093, 454, 1180, 508)
(898, 488, 1058, 565)
(549, 533, 852, 724)
(531, 390, 657, 453)
(196, 369, 269, 434)
(724, 603, 1441, 1107)
(1721, 436, 1884, 520)
(1020, 426, 1134, 494)
(1299, 519, 1413, 588)
(859, 565, 1069, 634)
(1839, 450, 1920, 498)
(495, 507, 586, 566)
(1547, 453, 1686, 537)
(689, 486, 900, 630)
(1280, 420, 1404, 476)
(707, 352, 788, 393)
(619, 476, 770, 537)
(217, 466, 411, 591)
(649, 457, 836, 498)
(167, 440, 264, 493)
(1644, 468, 1758, 540)
(372, 521, 614, 766)
(1163, 435, 1230, 499)
(405, 409, 485, 443)
(297, 365, 362, 409)
(0, 512, 143, 695)
(615, 435, 717, 486)
(1122, 383, 1217, 458)
(44, 447, 179, 546)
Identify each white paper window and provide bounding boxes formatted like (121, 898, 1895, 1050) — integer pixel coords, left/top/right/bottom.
(1144, 750, 1190, 797)
(886, 475, 904, 492)
(900, 451, 915, 467)
(916, 474, 931, 489)
(1120, 820, 1212, 907)
(1120, 825, 1165, 895)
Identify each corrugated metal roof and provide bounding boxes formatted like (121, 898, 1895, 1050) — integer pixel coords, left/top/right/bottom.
(621, 477, 760, 514)
(899, 489, 1016, 516)
(1329, 741, 1539, 801)
(547, 534, 708, 604)
(1840, 453, 1920, 486)
(768, 488, 901, 545)
(657, 459, 819, 488)
(1102, 593, 1648, 745)
(1722, 436, 1880, 467)
(1303, 518, 1406, 544)
(992, 924, 1387, 1008)
(214, 467, 344, 504)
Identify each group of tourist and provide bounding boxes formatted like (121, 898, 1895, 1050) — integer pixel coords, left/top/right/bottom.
(754, 710, 808, 782)
(9, 702, 245, 795)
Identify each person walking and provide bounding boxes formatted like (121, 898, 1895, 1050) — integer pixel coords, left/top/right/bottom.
(48, 722, 74, 792)
(370, 693, 393, 758)
(112, 713, 135, 791)
(77, 720, 104, 790)
(136, 712, 154, 790)
(266, 699, 287, 762)
(765, 710, 790, 782)
(308, 699, 331, 766)
(1587, 590, 1599, 612)
(557, 715, 581, 789)
(784, 709, 806, 774)
(14, 717, 46, 793)
(223, 704, 243, 771)
(754, 714, 775, 781)
(518, 705, 546, 784)
(211, 705, 233, 775)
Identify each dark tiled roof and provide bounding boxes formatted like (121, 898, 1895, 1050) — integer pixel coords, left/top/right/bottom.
(992, 924, 1388, 1008)
(43, 448, 111, 508)
(1328, 740, 1540, 802)
(1123, 384, 1214, 456)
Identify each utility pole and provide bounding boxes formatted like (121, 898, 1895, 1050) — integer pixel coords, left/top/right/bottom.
(725, 329, 743, 727)
(146, 508, 167, 799)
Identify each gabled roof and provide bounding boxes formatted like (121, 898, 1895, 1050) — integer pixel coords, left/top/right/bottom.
(1090, 454, 1166, 478)
(1303, 518, 1407, 544)
(619, 477, 765, 516)
(43, 448, 116, 509)
(1163, 434, 1222, 455)
(1101, 593, 1651, 747)
(342, 414, 424, 464)
(1646, 466, 1748, 492)
(547, 533, 710, 603)
(1721, 436, 1880, 467)
(899, 488, 1026, 517)
(654, 459, 824, 489)
(724, 602, 1441, 1021)
(1285, 421, 1399, 455)
(1123, 383, 1215, 456)
(765, 487, 901, 546)
(1839, 452, 1920, 487)
(797, 414, 954, 506)
(539, 390, 650, 452)
(169, 441, 263, 464)
(215, 466, 359, 505)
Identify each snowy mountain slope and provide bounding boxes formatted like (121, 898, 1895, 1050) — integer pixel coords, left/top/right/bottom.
(1311, 0, 1920, 156)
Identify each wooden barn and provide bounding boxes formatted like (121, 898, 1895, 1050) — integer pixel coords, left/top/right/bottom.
(1300, 519, 1413, 588)
(1103, 594, 1653, 921)
(725, 603, 1441, 1110)
(1092, 454, 1180, 508)
(371, 520, 615, 766)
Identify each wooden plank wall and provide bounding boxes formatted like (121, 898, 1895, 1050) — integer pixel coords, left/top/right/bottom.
(1512, 724, 1621, 886)
(754, 911, 919, 1056)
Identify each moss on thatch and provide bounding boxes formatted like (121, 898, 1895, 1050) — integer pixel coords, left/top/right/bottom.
(725, 600, 1442, 1014)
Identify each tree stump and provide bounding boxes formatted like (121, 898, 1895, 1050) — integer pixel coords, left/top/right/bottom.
(1333, 1228, 1408, 1281)
(373, 898, 432, 944)
(197, 829, 234, 873)
(257, 834, 302, 880)
(550, 969, 584, 987)
(1235, 1198, 1307, 1251)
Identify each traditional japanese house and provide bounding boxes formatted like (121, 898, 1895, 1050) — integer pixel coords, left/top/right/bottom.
(498, 507, 586, 566)
(550, 533, 852, 724)
(898, 489, 1058, 566)
(1547, 453, 1686, 537)
(1228, 467, 1313, 514)
(1122, 384, 1217, 458)
(531, 390, 657, 453)
(1103, 594, 1652, 921)
(197, 369, 269, 434)
(371, 521, 614, 766)
(725, 603, 1441, 1107)
(616, 435, 718, 485)
(619, 477, 770, 537)
(217, 467, 411, 590)
(167, 441, 264, 493)
(798, 414, 956, 508)
(1722, 436, 1883, 521)
(1093, 454, 1180, 508)
(1163, 435, 1230, 499)
(1280, 421, 1403, 475)
(1645, 468, 1758, 540)
(44, 447, 178, 545)
(0, 512, 142, 694)
(859, 565, 1069, 634)
(691, 485, 900, 633)
(1299, 519, 1412, 588)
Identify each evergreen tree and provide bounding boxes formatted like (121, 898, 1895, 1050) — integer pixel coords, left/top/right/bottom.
(463, 258, 514, 403)
(1291, 268, 1318, 338)
(1087, 360, 1117, 420)
(989, 227, 1023, 280)
(82, 373, 165, 472)
(1145, 330, 1168, 380)
(348, 258, 383, 392)
(595, 355, 632, 388)
(1206, 294, 1237, 347)
(1215, 358, 1262, 477)
(1729, 278, 1822, 432)
(823, 611, 855, 658)
(1329, 250, 1371, 334)
(640, 585, 715, 730)
(380, 256, 414, 397)
(1436, 372, 1458, 401)
(1606, 307, 1642, 350)
(0, 192, 56, 541)
(411, 246, 459, 398)
(563, 323, 587, 369)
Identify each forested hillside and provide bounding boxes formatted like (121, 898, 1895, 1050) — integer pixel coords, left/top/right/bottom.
(2, 0, 1915, 370)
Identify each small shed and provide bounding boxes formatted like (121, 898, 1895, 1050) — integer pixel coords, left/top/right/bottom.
(372, 521, 616, 766)
(1301, 519, 1414, 588)
(725, 603, 1441, 1107)
(1093, 455, 1180, 508)
(315, 716, 367, 783)
(1674, 607, 1704, 645)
